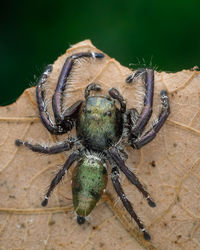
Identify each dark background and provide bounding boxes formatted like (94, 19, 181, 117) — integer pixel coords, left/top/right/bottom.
(1, 0, 200, 105)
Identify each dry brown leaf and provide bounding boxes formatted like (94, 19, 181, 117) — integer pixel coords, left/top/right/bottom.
(0, 40, 200, 250)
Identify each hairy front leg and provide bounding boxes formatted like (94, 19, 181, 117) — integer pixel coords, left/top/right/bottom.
(126, 68, 154, 139)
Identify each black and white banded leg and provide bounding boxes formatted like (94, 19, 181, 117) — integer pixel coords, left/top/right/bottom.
(15, 138, 76, 154)
(108, 147, 156, 208)
(41, 150, 80, 206)
(110, 166, 151, 240)
(131, 90, 170, 149)
(36, 65, 64, 134)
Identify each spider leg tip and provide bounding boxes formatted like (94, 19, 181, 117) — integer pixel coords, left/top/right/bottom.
(93, 52, 105, 59)
(41, 199, 48, 207)
(15, 139, 22, 147)
(148, 199, 156, 208)
(160, 90, 168, 96)
(143, 231, 151, 241)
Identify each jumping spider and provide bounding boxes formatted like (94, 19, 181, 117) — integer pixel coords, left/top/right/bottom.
(15, 52, 170, 240)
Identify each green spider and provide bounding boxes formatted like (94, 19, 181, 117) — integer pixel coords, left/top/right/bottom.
(15, 51, 170, 240)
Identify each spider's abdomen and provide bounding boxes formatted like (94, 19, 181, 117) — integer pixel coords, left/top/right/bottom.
(72, 155, 107, 217)
(76, 96, 122, 151)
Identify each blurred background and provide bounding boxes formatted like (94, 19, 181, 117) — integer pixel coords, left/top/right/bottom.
(1, 0, 200, 105)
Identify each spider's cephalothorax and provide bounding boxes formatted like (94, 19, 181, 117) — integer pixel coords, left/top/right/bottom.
(15, 52, 170, 241)
(77, 95, 123, 151)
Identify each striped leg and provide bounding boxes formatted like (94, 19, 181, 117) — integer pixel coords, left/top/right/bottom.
(41, 151, 80, 206)
(108, 147, 156, 207)
(110, 165, 151, 240)
(36, 65, 64, 134)
(15, 138, 75, 154)
(126, 69, 154, 139)
(131, 90, 170, 149)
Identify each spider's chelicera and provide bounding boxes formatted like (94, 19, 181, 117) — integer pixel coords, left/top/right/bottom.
(15, 52, 170, 240)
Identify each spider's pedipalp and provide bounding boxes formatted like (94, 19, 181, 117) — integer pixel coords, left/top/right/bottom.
(85, 83, 102, 99)
(15, 138, 75, 154)
(108, 88, 126, 113)
(36, 64, 63, 134)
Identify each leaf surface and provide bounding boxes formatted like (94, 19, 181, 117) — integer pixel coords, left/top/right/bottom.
(0, 40, 200, 250)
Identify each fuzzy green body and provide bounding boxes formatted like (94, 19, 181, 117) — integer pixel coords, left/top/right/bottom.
(76, 96, 122, 151)
(72, 156, 107, 217)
